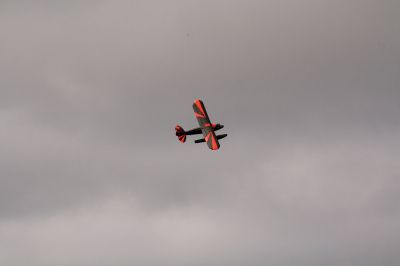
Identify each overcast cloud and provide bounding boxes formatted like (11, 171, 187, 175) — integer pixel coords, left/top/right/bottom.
(0, 1, 400, 265)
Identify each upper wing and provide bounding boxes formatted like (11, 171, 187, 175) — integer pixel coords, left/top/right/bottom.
(192, 99, 220, 150)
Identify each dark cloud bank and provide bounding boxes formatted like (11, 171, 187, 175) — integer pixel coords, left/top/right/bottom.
(0, 1, 399, 265)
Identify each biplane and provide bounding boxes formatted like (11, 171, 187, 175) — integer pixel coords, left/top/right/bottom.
(175, 99, 227, 150)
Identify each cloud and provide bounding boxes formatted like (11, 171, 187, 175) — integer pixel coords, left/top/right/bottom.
(0, 0, 399, 265)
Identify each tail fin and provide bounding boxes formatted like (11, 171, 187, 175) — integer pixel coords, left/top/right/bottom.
(175, 125, 186, 143)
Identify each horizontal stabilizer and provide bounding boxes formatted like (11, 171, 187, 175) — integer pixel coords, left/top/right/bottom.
(216, 134, 227, 140)
(175, 125, 186, 143)
(194, 138, 205, 143)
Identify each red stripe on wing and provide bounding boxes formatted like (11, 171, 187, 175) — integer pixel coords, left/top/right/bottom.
(194, 99, 206, 117)
(210, 134, 219, 150)
(195, 112, 205, 118)
(205, 132, 212, 142)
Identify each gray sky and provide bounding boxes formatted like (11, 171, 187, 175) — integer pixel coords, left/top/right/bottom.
(1, 1, 400, 265)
